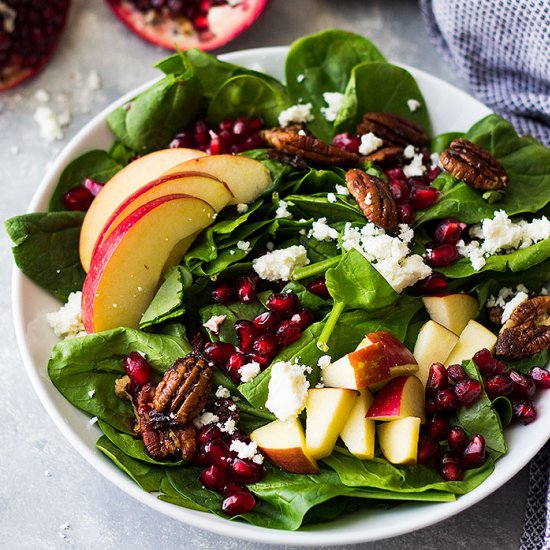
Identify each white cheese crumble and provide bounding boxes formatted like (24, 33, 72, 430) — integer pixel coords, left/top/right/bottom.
(193, 412, 219, 429)
(229, 439, 264, 464)
(237, 240, 251, 252)
(265, 361, 310, 421)
(35, 89, 51, 103)
(88, 416, 98, 427)
(403, 144, 416, 159)
(202, 314, 226, 335)
(430, 152, 443, 169)
(327, 192, 337, 203)
(335, 184, 350, 195)
(46, 291, 86, 339)
(296, 74, 305, 83)
(358, 132, 383, 155)
(220, 418, 236, 435)
(253, 245, 310, 282)
(236, 203, 249, 214)
(403, 153, 426, 178)
(317, 355, 332, 370)
(239, 361, 261, 383)
(501, 292, 529, 323)
(308, 217, 340, 241)
(215, 385, 231, 399)
(407, 99, 421, 112)
(34, 106, 65, 142)
(278, 103, 314, 127)
(275, 199, 293, 219)
(88, 389, 96, 398)
(266, 241, 275, 251)
(320, 92, 345, 122)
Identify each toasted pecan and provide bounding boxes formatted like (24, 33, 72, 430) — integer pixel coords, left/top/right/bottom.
(356, 112, 429, 148)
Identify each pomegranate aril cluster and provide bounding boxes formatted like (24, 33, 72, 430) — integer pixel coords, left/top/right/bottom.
(170, 116, 264, 155)
(424, 217, 468, 268)
(63, 177, 104, 211)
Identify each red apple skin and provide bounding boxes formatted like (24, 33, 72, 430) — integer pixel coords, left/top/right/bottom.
(366, 376, 409, 418)
(260, 448, 320, 475)
(347, 344, 392, 386)
(361, 331, 417, 371)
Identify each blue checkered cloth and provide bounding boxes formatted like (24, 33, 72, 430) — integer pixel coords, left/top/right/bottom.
(420, 0, 550, 146)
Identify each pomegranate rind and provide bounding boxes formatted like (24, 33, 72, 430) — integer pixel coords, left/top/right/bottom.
(106, 0, 268, 51)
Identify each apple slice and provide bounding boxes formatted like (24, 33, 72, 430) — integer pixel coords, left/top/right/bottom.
(250, 418, 319, 474)
(323, 331, 418, 390)
(305, 387, 358, 459)
(82, 194, 215, 333)
(445, 320, 497, 366)
(92, 173, 234, 259)
(366, 375, 425, 423)
(422, 293, 478, 335)
(79, 148, 206, 272)
(377, 417, 421, 465)
(162, 154, 272, 205)
(413, 320, 459, 385)
(339, 389, 376, 460)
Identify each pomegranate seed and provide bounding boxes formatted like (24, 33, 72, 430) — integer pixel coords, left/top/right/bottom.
(227, 352, 247, 382)
(252, 334, 279, 357)
(385, 168, 406, 181)
(236, 274, 258, 303)
(194, 120, 209, 144)
(410, 272, 449, 296)
(290, 308, 315, 331)
(198, 425, 223, 446)
(390, 180, 410, 204)
(425, 396, 437, 415)
(448, 426, 469, 454)
(410, 186, 439, 210)
(472, 349, 505, 375)
(438, 453, 464, 481)
(435, 388, 460, 412)
(513, 400, 537, 425)
(200, 465, 228, 491)
(193, 450, 210, 467)
(203, 341, 235, 367)
(426, 244, 459, 267)
(252, 311, 281, 333)
(221, 488, 256, 515)
(529, 367, 550, 388)
(83, 177, 104, 197)
(276, 320, 302, 346)
(307, 277, 330, 299)
(203, 439, 233, 470)
(463, 434, 486, 469)
(122, 352, 150, 385)
(226, 431, 250, 447)
(212, 281, 235, 305)
(428, 166, 442, 181)
(230, 458, 265, 484)
(484, 373, 513, 399)
(266, 292, 300, 318)
(427, 363, 448, 393)
(234, 320, 257, 353)
(509, 369, 536, 399)
(434, 218, 467, 245)
(170, 130, 193, 148)
(194, 14, 209, 31)
(454, 379, 482, 406)
(233, 119, 249, 136)
(250, 117, 263, 131)
(190, 329, 207, 351)
(447, 364, 467, 383)
(397, 204, 416, 225)
(247, 353, 271, 369)
(63, 186, 93, 211)
(417, 434, 441, 465)
(332, 132, 360, 153)
(408, 176, 430, 187)
(222, 480, 243, 498)
(426, 413, 451, 441)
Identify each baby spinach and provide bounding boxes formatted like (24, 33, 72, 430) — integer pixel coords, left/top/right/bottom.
(430, 132, 464, 153)
(284, 194, 364, 223)
(5, 211, 85, 301)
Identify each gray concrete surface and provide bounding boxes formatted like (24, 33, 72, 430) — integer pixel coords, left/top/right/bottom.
(1, 0, 529, 548)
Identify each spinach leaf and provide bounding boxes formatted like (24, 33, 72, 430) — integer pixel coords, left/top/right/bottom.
(48, 328, 191, 433)
(335, 62, 431, 135)
(502, 350, 550, 374)
(158, 477, 208, 511)
(284, 195, 364, 223)
(430, 132, 464, 153)
(283, 166, 346, 195)
(48, 150, 123, 212)
(239, 148, 296, 191)
(286, 30, 386, 142)
(5, 211, 85, 301)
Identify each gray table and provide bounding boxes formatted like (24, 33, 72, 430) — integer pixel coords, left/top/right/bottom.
(1, 0, 528, 548)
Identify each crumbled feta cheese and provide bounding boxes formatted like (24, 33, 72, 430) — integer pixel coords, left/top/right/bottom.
(430, 152, 443, 169)
(265, 361, 310, 421)
(236, 203, 249, 214)
(34, 106, 64, 142)
(193, 412, 219, 429)
(88, 416, 98, 427)
(320, 92, 345, 122)
(335, 184, 349, 195)
(239, 361, 261, 383)
(365, 193, 372, 206)
(202, 314, 226, 335)
(253, 245, 310, 281)
(229, 439, 264, 464)
(46, 291, 86, 339)
(35, 89, 51, 103)
(298, 129, 307, 136)
(327, 192, 337, 203)
(403, 144, 416, 159)
(88, 390, 95, 398)
(266, 241, 275, 251)
(278, 103, 314, 127)
(275, 199, 293, 219)
(407, 99, 421, 112)
(501, 292, 529, 323)
(403, 153, 425, 178)
(317, 355, 332, 370)
(220, 418, 236, 435)
(315, 382, 325, 388)
(237, 240, 251, 252)
(230, 250, 236, 255)
(308, 217, 340, 242)
(215, 385, 230, 399)
(358, 132, 383, 155)
(296, 74, 305, 83)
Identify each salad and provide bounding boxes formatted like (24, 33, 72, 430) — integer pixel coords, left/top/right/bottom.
(7, 29, 550, 531)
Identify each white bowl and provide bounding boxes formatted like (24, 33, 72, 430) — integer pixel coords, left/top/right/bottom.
(12, 46, 549, 546)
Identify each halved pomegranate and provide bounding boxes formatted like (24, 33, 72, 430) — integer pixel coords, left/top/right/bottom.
(106, 0, 268, 51)
(0, 1, 71, 91)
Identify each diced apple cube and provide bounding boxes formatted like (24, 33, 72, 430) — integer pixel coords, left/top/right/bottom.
(339, 389, 376, 460)
(377, 416, 421, 465)
(445, 320, 497, 366)
(422, 293, 478, 335)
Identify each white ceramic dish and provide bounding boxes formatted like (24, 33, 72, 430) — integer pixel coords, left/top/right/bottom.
(12, 46, 550, 546)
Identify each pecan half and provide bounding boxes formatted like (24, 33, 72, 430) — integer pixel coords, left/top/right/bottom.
(496, 296, 550, 358)
(440, 138, 508, 190)
(141, 420, 197, 462)
(356, 112, 429, 148)
(487, 306, 504, 325)
(261, 128, 359, 167)
(362, 146, 404, 167)
(345, 169, 398, 231)
(154, 354, 212, 425)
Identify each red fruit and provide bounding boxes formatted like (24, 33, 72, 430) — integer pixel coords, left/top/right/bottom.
(447, 364, 467, 383)
(426, 244, 459, 267)
(410, 186, 439, 210)
(198, 425, 223, 446)
(170, 130, 194, 149)
(426, 363, 448, 393)
(0, 1, 71, 91)
(425, 396, 437, 415)
(417, 434, 441, 465)
(435, 388, 460, 412)
(385, 168, 406, 181)
(276, 320, 302, 346)
(408, 176, 430, 187)
(484, 373, 513, 399)
(434, 218, 467, 245)
(200, 465, 228, 492)
(462, 434, 486, 469)
(438, 453, 464, 481)
(447, 426, 469, 454)
(203, 341, 235, 367)
(190, 329, 207, 351)
(247, 352, 271, 369)
(252, 311, 280, 334)
(454, 379, 482, 406)
(212, 281, 235, 305)
(410, 272, 449, 296)
(509, 369, 536, 399)
(230, 458, 265, 484)
(221, 488, 256, 515)
(397, 204, 416, 225)
(194, 120, 210, 144)
(332, 133, 360, 153)
(63, 186, 94, 211)
(234, 320, 257, 353)
(290, 308, 315, 331)
(227, 351, 247, 382)
(428, 166, 442, 181)
(426, 413, 451, 441)
(236, 274, 258, 303)
(266, 292, 300, 318)
(203, 439, 233, 470)
(193, 450, 210, 467)
(106, 0, 268, 52)
(472, 348, 505, 375)
(513, 400, 537, 425)
(83, 177, 104, 197)
(390, 180, 410, 204)
(252, 334, 279, 357)
(122, 352, 150, 385)
(529, 367, 550, 388)
(306, 277, 330, 299)
(222, 480, 243, 498)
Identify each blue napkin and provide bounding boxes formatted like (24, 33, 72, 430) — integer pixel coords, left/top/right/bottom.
(419, 0, 550, 145)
